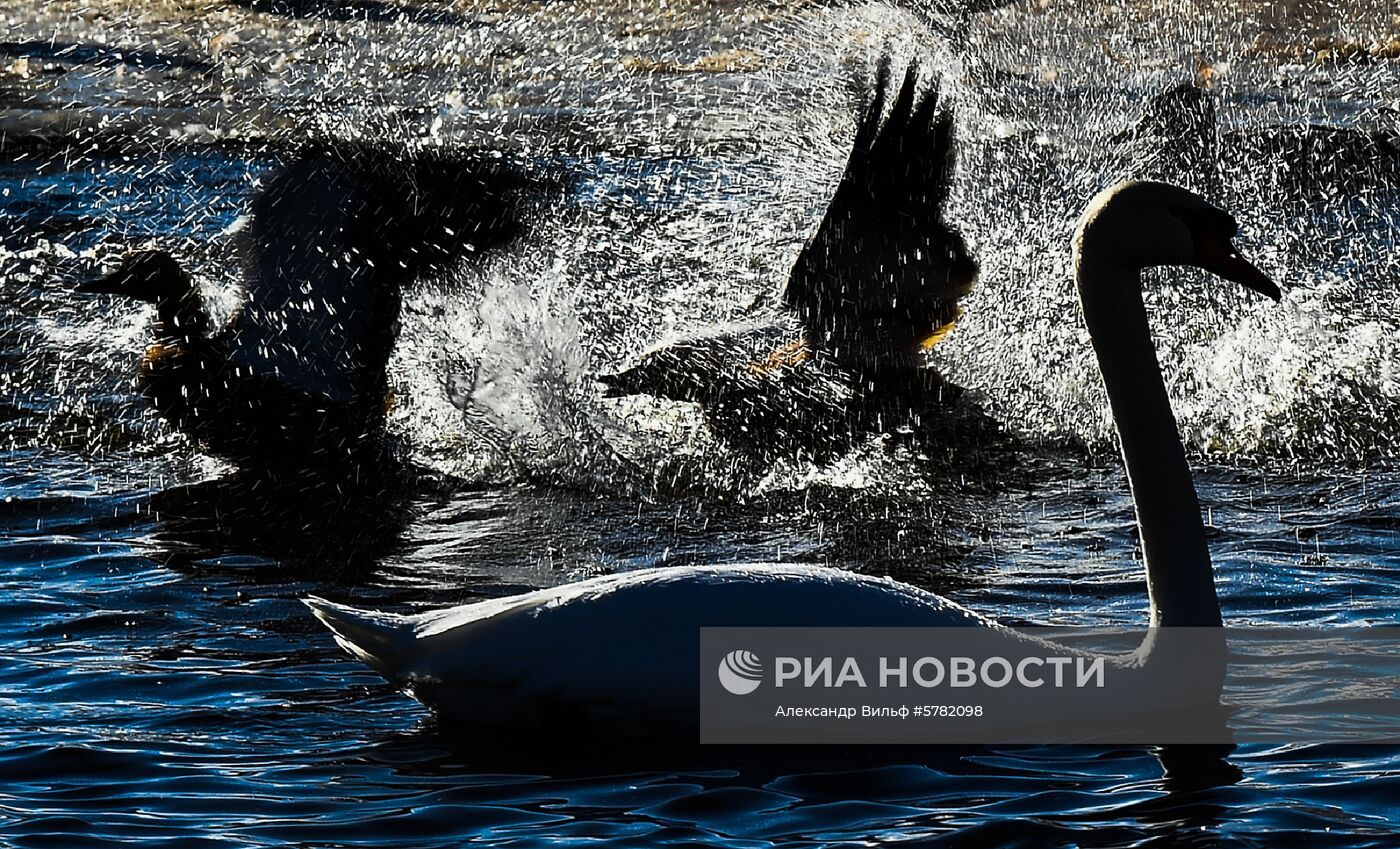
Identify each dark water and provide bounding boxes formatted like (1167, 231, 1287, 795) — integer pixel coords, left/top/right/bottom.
(4, 6, 1400, 845)
(2, 447, 1398, 846)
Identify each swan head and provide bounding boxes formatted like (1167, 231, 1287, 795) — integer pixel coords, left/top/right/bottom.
(77, 250, 192, 304)
(1074, 180, 1280, 300)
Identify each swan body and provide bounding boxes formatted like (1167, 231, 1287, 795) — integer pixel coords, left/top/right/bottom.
(77, 146, 528, 467)
(309, 564, 991, 732)
(598, 59, 976, 459)
(309, 179, 1279, 736)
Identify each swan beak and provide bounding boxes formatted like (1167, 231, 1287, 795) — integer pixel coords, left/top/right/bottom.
(1197, 237, 1280, 301)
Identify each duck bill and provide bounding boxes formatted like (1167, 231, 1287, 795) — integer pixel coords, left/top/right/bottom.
(1198, 237, 1280, 301)
(76, 268, 149, 302)
(75, 269, 132, 296)
(596, 369, 640, 399)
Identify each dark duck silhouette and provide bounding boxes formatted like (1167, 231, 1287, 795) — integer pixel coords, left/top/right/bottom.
(598, 59, 979, 462)
(78, 146, 528, 468)
(1116, 81, 1400, 200)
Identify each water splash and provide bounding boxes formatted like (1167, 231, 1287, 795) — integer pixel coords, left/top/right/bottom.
(932, 3, 1400, 463)
(3, 1, 1399, 490)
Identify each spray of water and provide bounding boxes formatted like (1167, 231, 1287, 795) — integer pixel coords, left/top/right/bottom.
(2, 0, 1398, 496)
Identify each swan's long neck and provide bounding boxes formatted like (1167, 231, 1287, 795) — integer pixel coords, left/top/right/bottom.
(1075, 251, 1221, 629)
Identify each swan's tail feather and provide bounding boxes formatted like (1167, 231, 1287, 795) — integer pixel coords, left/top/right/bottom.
(304, 596, 414, 679)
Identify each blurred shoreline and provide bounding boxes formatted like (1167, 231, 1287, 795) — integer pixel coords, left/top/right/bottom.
(0, 0, 1395, 156)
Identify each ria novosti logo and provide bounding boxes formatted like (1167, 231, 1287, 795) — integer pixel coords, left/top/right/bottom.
(717, 649, 763, 695)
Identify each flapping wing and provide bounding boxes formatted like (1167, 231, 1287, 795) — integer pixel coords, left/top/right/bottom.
(784, 58, 978, 370)
(226, 154, 384, 405)
(225, 146, 530, 404)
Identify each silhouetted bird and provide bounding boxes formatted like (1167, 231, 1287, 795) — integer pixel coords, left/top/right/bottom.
(599, 58, 979, 461)
(78, 145, 530, 468)
(1117, 81, 1400, 200)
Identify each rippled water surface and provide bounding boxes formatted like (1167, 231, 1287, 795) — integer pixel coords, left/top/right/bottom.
(3, 0, 1400, 846)
(3, 455, 1399, 847)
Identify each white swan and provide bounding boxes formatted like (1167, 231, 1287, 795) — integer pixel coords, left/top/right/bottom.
(306, 180, 1279, 736)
